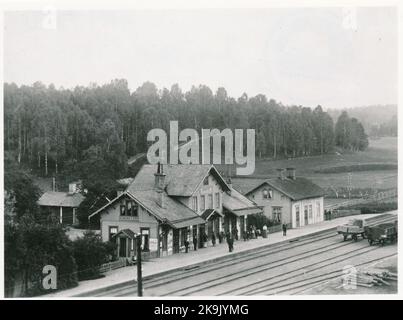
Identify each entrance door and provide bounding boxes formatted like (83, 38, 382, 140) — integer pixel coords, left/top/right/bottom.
(119, 238, 127, 257)
(162, 232, 168, 252)
(173, 229, 180, 254)
(199, 224, 206, 248)
(295, 206, 300, 228)
(231, 217, 237, 237)
(214, 218, 220, 236)
(240, 216, 245, 239)
(304, 206, 309, 226)
(207, 220, 214, 239)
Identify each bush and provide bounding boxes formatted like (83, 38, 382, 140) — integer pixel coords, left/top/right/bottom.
(359, 202, 397, 214)
(72, 231, 116, 280)
(5, 218, 79, 297)
(247, 213, 279, 230)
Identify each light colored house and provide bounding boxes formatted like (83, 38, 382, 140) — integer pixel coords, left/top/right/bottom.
(89, 163, 262, 260)
(232, 168, 326, 229)
(37, 181, 85, 225)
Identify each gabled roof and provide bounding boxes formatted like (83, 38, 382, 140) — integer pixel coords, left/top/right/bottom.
(232, 177, 326, 201)
(88, 190, 205, 228)
(38, 191, 85, 208)
(113, 229, 136, 239)
(201, 209, 223, 221)
(127, 164, 230, 196)
(127, 190, 205, 228)
(223, 187, 263, 216)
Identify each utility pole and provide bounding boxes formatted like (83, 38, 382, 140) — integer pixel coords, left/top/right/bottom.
(347, 173, 352, 199)
(136, 234, 143, 297)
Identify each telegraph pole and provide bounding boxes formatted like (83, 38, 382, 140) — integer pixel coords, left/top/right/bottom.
(136, 234, 143, 297)
(347, 173, 352, 199)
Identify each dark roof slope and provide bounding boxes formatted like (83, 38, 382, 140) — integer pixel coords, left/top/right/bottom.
(223, 187, 263, 216)
(89, 190, 205, 228)
(232, 177, 325, 201)
(128, 164, 230, 196)
(127, 190, 205, 227)
(37, 192, 85, 208)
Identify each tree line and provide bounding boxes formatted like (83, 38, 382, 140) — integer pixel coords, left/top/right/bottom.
(4, 80, 368, 181)
(334, 111, 369, 151)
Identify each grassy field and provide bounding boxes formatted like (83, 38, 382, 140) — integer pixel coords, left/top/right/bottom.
(227, 137, 397, 192)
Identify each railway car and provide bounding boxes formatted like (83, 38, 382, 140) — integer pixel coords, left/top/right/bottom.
(336, 219, 366, 241)
(365, 221, 397, 246)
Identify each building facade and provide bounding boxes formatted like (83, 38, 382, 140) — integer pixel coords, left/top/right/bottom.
(37, 181, 85, 225)
(233, 168, 325, 229)
(89, 163, 262, 260)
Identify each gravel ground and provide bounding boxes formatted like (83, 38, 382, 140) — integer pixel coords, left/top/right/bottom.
(301, 255, 397, 295)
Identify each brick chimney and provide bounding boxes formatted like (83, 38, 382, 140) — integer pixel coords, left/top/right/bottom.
(156, 189, 165, 208)
(277, 168, 286, 180)
(154, 162, 166, 190)
(155, 162, 166, 208)
(286, 167, 296, 180)
(68, 182, 77, 194)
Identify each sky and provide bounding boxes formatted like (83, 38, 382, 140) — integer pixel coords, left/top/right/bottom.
(3, 7, 398, 109)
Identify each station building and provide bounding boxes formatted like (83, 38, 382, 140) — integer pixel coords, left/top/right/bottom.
(89, 164, 262, 260)
(232, 168, 326, 229)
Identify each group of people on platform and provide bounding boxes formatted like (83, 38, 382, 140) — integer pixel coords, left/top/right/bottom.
(184, 223, 288, 253)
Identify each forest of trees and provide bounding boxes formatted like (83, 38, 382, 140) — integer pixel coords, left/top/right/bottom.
(4, 80, 367, 182)
(334, 111, 369, 151)
(369, 115, 397, 138)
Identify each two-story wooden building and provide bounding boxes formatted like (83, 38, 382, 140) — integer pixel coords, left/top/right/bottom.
(232, 168, 326, 229)
(89, 163, 262, 260)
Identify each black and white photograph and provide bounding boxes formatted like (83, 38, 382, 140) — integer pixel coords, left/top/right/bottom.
(0, 1, 400, 300)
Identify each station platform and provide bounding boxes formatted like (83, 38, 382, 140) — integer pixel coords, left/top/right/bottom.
(46, 211, 397, 297)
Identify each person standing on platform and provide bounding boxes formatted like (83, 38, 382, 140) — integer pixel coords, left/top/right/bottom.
(282, 223, 287, 236)
(226, 234, 234, 252)
(193, 236, 198, 251)
(211, 233, 216, 247)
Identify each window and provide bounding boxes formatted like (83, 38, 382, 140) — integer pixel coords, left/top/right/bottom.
(201, 195, 206, 211)
(203, 177, 209, 185)
(295, 205, 300, 226)
(180, 228, 187, 246)
(192, 196, 198, 212)
(309, 205, 313, 219)
(121, 200, 138, 217)
(109, 226, 118, 241)
(208, 194, 213, 209)
(263, 188, 272, 199)
(316, 201, 321, 218)
(120, 204, 126, 216)
(304, 205, 309, 224)
(215, 192, 220, 209)
(127, 201, 138, 217)
(133, 202, 138, 217)
(272, 207, 282, 223)
(141, 228, 150, 252)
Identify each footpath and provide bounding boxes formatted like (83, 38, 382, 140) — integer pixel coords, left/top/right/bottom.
(46, 211, 397, 297)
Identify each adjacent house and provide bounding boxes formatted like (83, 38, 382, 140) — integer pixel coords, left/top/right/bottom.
(88, 163, 262, 260)
(232, 168, 326, 229)
(37, 181, 85, 225)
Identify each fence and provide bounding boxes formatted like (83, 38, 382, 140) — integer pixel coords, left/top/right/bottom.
(325, 188, 398, 210)
(99, 259, 127, 274)
(330, 209, 361, 219)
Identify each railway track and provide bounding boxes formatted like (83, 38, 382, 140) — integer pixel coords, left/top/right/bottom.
(223, 245, 393, 295)
(95, 214, 397, 297)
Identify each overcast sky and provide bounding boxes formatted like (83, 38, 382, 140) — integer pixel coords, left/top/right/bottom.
(3, 7, 397, 109)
